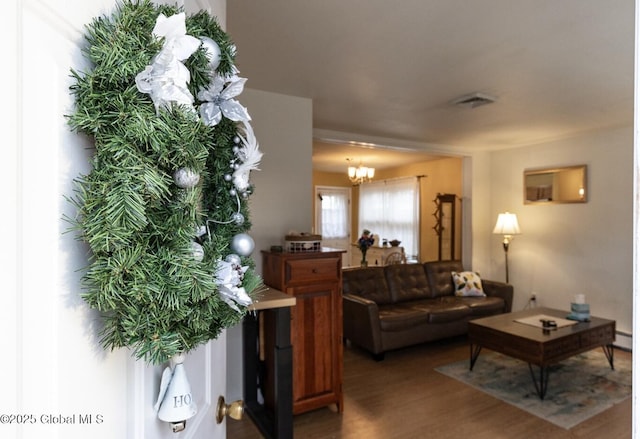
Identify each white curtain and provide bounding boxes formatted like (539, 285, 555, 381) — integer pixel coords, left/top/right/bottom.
(358, 177, 420, 260)
(320, 191, 349, 239)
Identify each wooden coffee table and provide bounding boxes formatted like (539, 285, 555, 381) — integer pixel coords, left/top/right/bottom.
(468, 307, 615, 400)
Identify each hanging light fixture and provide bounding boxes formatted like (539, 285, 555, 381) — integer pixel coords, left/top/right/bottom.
(346, 158, 375, 184)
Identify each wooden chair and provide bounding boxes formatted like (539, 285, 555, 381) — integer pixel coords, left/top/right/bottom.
(385, 251, 406, 265)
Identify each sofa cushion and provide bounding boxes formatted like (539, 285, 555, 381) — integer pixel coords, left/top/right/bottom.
(384, 263, 432, 302)
(456, 296, 505, 316)
(452, 271, 486, 297)
(424, 260, 464, 297)
(378, 303, 431, 331)
(411, 297, 473, 323)
(342, 267, 393, 305)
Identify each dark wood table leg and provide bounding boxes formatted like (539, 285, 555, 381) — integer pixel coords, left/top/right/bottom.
(469, 344, 482, 371)
(243, 312, 259, 407)
(242, 308, 293, 439)
(602, 344, 615, 370)
(528, 363, 549, 400)
(272, 307, 293, 439)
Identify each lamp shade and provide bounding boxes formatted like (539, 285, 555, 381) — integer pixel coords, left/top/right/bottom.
(493, 212, 521, 236)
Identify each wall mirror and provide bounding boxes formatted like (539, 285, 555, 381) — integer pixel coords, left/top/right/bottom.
(523, 165, 587, 204)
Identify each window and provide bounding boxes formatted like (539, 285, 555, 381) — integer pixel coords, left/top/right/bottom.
(316, 186, 352, 267)
(318, 189, 349, 239)
(358, 177, 420, 261)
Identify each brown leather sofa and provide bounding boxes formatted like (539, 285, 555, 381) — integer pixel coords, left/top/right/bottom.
(342, 260, 513, 360)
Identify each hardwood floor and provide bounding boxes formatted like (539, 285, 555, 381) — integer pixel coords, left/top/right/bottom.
(227, 336, 631, 439)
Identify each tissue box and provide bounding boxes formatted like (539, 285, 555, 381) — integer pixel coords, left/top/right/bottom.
(567, 302, 590, 322)
(570, 303, 590, 313)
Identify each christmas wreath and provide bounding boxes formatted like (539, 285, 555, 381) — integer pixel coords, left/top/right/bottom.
(67, 0, 263, 365)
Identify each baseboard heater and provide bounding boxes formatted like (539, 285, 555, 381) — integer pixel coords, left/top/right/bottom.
(614, 330, 632, 351)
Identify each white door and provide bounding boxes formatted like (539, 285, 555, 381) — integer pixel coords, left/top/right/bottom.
(315, 186, 352, 266)
(134, 0, 229, 437)
(5, 1, 228, 438)
(131, 336, 227, 438)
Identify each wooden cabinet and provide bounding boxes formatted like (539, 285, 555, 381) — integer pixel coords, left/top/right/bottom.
(261, 249, 344, 414)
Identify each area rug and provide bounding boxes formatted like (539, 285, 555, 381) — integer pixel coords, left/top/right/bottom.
(435, 349, 631, 429)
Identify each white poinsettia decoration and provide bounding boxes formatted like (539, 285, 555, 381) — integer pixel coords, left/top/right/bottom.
(135, 12, 201, 112)
(233, 122, 263, 192)
(197, 75, 251, 127)
(214, 259, 252, 311)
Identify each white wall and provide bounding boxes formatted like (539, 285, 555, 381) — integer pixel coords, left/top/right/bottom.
(243, 88, 314, 273)
(467, 151, 493, 274)
(226, 88, 313, 399)
(486, 126, 633, 345)
(5, 0, 131, 437)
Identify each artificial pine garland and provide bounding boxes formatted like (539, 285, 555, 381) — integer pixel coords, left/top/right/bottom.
(67, 0, 262, 365)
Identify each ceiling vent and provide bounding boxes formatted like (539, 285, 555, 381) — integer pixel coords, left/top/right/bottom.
(451, 92, 497, 109)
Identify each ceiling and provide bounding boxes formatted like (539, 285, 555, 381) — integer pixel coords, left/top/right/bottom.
(227, 1, 634, 173)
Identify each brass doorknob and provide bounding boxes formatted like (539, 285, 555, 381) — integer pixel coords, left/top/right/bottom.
(215, 396, 244, 424)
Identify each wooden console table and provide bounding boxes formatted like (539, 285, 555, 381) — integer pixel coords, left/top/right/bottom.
(243, 288, 296, 439)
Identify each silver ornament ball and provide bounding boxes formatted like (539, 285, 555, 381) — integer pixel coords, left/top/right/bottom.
(200, 37, 221, 71)
(230, 233, 255, 256)
(173, 167, 200, 189)
(232, 212, 245, 225)
(225, 253, 242, 266)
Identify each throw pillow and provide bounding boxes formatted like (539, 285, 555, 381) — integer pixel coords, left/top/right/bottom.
(451, 271, 486, 297)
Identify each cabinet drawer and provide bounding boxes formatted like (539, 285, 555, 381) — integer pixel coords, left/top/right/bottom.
(285, 258, 339, 284)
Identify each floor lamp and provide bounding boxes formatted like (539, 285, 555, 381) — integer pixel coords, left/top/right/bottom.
(493, 212, 521, 284)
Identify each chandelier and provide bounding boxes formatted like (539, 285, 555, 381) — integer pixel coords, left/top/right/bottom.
(347, 159, 375, 184)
